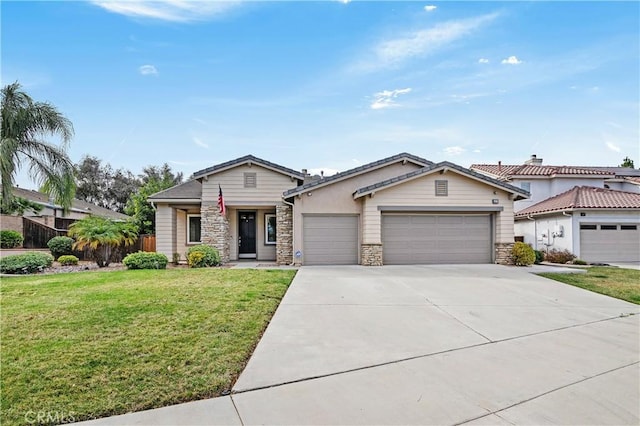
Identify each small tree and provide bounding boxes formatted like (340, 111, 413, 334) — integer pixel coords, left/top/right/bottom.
(67, 216, 138, 267)
(620, 157, 635, 168)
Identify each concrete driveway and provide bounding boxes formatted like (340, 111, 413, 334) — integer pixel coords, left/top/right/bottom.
(82, 265, 639, 425)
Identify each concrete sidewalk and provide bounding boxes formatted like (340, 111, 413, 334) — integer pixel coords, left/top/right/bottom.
(78, 265, 639, 425)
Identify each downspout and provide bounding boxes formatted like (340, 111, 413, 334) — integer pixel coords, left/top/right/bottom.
(282, 197, 296, 266)
(527, 215, 537, 251)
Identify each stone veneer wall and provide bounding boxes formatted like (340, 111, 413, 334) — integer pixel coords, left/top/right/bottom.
(361, 243, 383, 266)
(495, 242, 514, 265)
(0, 215, 23, 234)
(276, 204, 293, 265)
(201, 204, 230, 264)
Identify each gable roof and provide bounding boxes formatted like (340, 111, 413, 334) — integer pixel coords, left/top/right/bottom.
(9, 187, 130, 220)
(284, 152, 433, 197)
(515, 186, 640, 218)
(581, 166, 640, 178)
(148, 180, 202, 201)
(353, 161, 530, 200)
(470, 164, 615, 180)
(191, 155, 304, 180)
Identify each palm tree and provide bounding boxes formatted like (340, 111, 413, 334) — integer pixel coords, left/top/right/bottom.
(68, 216, 138, 267)
(1, 82, 75, 212)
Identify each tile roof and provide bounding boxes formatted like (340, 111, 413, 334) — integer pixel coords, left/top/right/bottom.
(471, 164, 615, 179)
(9, 187, 130, 220)
(148, 179, 202, 200)
(354, 161, 529, 199)
(284, 152, 433, 197)
(515, 186, 640, 217)
(580, 166, 640, 177)
(192, 155, 304, 180)
(625, 177, 640, 185)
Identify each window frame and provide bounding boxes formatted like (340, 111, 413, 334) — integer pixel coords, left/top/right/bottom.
(520, 181, 531, 192)
(264, 213, 277, 245)
(187, 214, 202, 244)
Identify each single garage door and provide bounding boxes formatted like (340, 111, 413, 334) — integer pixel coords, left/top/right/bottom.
(303, 215, 358, 265)
(580, 224, 640, 263)
(382, 214, 492, 264)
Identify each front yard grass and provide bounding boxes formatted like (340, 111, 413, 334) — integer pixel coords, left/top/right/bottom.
(539, 266, 640, 304)
(1, 268, 296, 425)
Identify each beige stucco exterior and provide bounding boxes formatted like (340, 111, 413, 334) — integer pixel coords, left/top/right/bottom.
(360, 171, 515, 245)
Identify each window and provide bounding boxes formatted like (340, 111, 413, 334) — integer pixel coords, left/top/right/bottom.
(600, 225, 617, 230)
(244, 172, 257, 188)
(187, 215, 201, 244)
(265, 214, 276, 244)
(435, 180, 448, 196)
(520, 182, 531, 192)
(580, 224, 597, 230)
(621, 225, 638, 230)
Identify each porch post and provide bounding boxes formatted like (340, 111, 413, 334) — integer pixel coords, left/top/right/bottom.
(276, 204, 293, 265)
(201, 203, 230, 263)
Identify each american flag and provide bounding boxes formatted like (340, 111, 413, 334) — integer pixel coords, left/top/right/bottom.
(218, 184, 226, 215)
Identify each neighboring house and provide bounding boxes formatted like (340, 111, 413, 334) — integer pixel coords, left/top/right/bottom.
(150, 153, 528, 266)
(0, 187, 131, 248)
(471, 155, 640, 263)
(514, 186, 640, 263)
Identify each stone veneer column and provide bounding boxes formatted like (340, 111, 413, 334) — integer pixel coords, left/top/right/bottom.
(361, 243, 383, 266)
(495, 242, 514, 265)
(276, 204, 293, 265)
(201, 203, 230, 264)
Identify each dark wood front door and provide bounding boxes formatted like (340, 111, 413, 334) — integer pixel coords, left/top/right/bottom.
(238, 212, 256, 258)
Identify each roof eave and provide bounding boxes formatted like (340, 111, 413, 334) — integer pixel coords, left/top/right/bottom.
(147, 198, 202, 203)
(192, 159, 303, 180)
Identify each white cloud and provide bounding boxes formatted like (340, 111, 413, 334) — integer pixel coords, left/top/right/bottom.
(606, 141, 621, 152)
(478, 58, 489, 64)
(443, 146, 466, 156)
(424, 5, 437, 12)
(501, 55, 522, 65)
(473, 149, 482, 153)
(193, 137, 209, 149)
(370, 88, 412, 110)
(139, 64, 158, 75)
(354, 12, 500, 72)
(92, 1, 241, 23)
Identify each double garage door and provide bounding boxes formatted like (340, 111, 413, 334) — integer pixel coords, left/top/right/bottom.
(302, 214, 492, 265)
(382, 214, 492, 264)
(580, 223, 640, 263)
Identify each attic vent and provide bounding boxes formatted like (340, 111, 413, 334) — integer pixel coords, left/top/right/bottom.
(244, 172, 257, 188)
(435, 180, 448, 196)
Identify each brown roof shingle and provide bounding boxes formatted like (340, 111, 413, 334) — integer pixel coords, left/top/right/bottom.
(515, 186, 640, 217)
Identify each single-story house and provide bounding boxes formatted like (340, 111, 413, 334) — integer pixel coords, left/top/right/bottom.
(515, 186, 640, 263)
(150, 153, 528, 266)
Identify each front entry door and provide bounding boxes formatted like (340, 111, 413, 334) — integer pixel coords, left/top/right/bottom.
(238, 212, 257, 259)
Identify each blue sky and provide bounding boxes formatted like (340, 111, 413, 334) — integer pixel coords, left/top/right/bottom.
(2, 1, 639, 189)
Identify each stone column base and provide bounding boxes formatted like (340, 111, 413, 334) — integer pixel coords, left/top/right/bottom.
(201, 204, 230, 264)
(495, 242, 514, 265)
(276, 204, 293, 265)
(361, 243, 383, 266)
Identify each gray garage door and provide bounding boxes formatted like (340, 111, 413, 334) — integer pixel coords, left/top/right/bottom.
(580, 223, 640, 263)
(303, 215, 358, 265)
(382, 214, 492, 264)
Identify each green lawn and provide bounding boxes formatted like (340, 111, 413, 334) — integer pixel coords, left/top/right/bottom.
(539, 266, 640, 304)
(1, 268, 296, 425)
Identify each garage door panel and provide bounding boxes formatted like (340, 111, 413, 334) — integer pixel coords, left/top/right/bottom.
(303, 216, 358, 265)
(382, 214, 491, 265)
(580, 225, 640, 263)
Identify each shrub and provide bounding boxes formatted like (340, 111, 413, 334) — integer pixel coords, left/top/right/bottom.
(57, 255, 79, 266)
(123, 251, 168, 270)
(187, 245, 220, 268)
(534, 250, 544, 264)
(47, 236, 74, 259)
(545, 249, 576, 264)
(172, 252, 181, 265)
(0, 252, 53, 274)
(573, 258, 587, 265)
(0, 230, 23, 248)
(511, 242, 535, 266)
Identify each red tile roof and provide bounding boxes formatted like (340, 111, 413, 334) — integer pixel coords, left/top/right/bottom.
(471, 164, 615, 179)
(515, 186, 640, 217)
